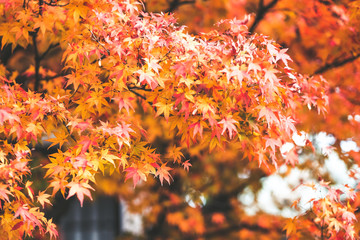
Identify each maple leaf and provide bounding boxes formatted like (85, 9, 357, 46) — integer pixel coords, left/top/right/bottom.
(0, 108, 20, 125)
(65, 72, 82, 90)
(275, 48, 292, 67)
(329, 219, 342, 232)
(265, 138, 281, 155)
(167, 145, 184, 163)
(154, 102, 174, 121)
(114, 96, 135, 113)
(33, 19, 47, 37)
(283, 218, 297, 237)
(78, 136, 98, 153)
(220, 67, 232, 83)
(229, 66, 248, 85)
(46, 218, 59, 239)
(265, 40, 278, 58)
(49, 178, 68, 197)
(182, 160, 192, 172)
(342, 211, 356, 223)
(172, 61, 193, 78)
(0, 183, 12, 202)
(155, 163, 173, 186)
(284, 146, 298, 166)
(101, 149, 120, 167)
(263, 68, 279, 85)
(280, 115, 297, 136)
(218, 116, 238, 139)
(190, 121, 204, 138)
(66, 182, 94, 207)
(258, 106, 279, 127)
(125, 167, 147, 188)
(345, 225, 356, 240)
(25, 181, 34, 201)
(247, 62, 261, 75)
(145, 58, 162, 74)
(135, 69, 158, 90)
(14, 205, 42, 227)
(327, 188, 342, 202)
(37, 191, 52, 208)
(11, 221, 24, 231)
(118, 154, 129, 169)
(46, 131, 69, 149)
(100, 121, 135, 148)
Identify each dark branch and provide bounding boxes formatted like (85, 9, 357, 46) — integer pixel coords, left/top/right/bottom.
(158, 47, 174, 64)
(32, 33, 41, 91)
(39, 0, 44, 15)
(166, 0, 196, 13)
(40, 43, 60, 60)
(90, 54, 107, 65)
(128, 84, 153, 92)
(346, 96, 360, 106)
(44, 0, 69, 7)
(41, 73, 64, 81)
(128, 88, 147, 100)
(203, 222, 283, 238)
(249, 0, 279, 34)
(313, 53, 360, 75)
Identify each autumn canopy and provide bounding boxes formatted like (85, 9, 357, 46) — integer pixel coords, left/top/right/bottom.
(0, 0, 360, 239)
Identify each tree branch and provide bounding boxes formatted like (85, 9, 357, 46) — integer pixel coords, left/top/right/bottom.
(249, 0, 279, 34)
(128, 88, 147, 100)
(39, 0, 44, 16)
(313, 53, 360, 75)
(32, 33, 41, 91)
(166, 0, 196, 13)
(203, 222, 283, 238)
(40, 43, 60, 60)
(41, 73, 64, 81)
(44, 0, 69, 7)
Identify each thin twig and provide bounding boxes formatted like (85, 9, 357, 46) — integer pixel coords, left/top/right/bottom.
(158, 47, 174, 64)
(89, 29, 110, 55)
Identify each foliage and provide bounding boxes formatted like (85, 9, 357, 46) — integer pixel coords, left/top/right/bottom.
(144, 0, 360, 239)
(0, 0, 358, 239)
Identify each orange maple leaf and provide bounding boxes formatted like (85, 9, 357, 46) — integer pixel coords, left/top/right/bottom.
(156, 163, 173, 186)
(66, 182, 94, 207)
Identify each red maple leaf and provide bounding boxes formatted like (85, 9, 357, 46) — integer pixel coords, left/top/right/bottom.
(258, 107, 279, 127)
(182, 160, 192, 172)
(125, 167, 147, 188)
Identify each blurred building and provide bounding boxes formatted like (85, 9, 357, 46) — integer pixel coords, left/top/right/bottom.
(53, 196, 143, 240)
